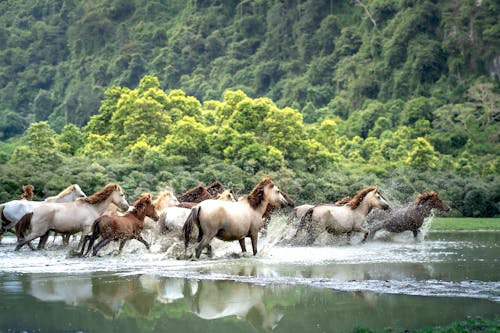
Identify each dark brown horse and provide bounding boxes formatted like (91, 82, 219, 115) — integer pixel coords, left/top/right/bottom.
(177, 181, 226, 206)
(363, 191, 450, 241)
(81, 193, 159, 256)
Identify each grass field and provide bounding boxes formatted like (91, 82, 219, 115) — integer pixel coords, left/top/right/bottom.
(430, 217, 500, 231)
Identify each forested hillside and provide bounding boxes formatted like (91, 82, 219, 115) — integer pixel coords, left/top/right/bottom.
(0, 0, 498, 217)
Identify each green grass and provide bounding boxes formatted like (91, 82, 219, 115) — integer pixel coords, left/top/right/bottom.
(353, 316, 500, 332)
(430, 217, 500, 231)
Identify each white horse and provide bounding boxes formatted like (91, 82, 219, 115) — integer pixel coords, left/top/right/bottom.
(15, 183, 129, 251)
(0, 184, 86, 236)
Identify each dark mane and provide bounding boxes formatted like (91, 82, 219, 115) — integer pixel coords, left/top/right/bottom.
(78, 183, 122, 205)
(347, 186, 379, 210)
(179, 184, 210, 203)
(21, 184, 34, 200)
(415, 191, 439, 205)
(206, 181, 225, 197)
(247, 177, 274, 209)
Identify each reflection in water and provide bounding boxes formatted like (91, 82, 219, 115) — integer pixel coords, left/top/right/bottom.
(0, 230, 499, 332)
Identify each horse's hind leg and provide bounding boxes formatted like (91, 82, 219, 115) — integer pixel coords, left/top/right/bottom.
(37, 231, 51, 250)
(118, 239, 128, 253)
(92, 238, 111, 256)
(238, 238, 247, 253)
(135, 235, 150, 250)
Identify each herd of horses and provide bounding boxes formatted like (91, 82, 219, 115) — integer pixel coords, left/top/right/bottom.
(0, 178, 451, 259)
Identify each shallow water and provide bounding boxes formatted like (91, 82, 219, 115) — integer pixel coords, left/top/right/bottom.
(0, 217, 499, 332)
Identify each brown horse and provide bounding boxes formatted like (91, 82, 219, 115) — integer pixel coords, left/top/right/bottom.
(21, 184, 34, 200)
(363, 191, 450, 241)
(183, 178, 289, 258)
(81, 193, 159, 256)
(177, 181, 226, 204)
(296, 187, 389, 244)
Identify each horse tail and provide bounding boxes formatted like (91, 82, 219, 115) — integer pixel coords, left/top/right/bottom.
(16, 212, 33, 240)
(0, 204, 7, 230)
(297, 207, 313, 232)
(183, 206, 201, 250)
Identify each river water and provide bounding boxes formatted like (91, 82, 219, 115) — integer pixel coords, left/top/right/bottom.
(0, 216, 499, 332)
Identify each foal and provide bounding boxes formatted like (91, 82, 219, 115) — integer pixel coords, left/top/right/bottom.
(81, 194, 159, 257)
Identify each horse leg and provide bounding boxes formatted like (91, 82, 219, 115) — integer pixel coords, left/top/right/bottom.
(239, 238, 247, 253)
(15, 233, 42, 251)
(195, 233, 215, 259)
(62, 234, 70, 246)
(37, 231, 51, 250)
(118, 239, 128, 253)
(92, 238, 112, 256)
(250, 234, 259, 256)
(134, 235, 150, 250)
(79, 234, 91, 257)
(412, 229, 420, 239)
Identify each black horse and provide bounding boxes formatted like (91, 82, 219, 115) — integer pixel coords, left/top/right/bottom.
(363, 191, 450, 241)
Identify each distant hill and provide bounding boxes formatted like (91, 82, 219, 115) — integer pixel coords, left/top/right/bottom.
(0, 0, 498, 137)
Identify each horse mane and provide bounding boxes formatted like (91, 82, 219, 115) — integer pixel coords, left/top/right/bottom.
(335, 196, 351, 205)
(46, 184, 79, 200)
(21, 184, 34, 200)
(206, 181, 225, 197)
(415, 191, 439, 205)
(131, 193, 153, 216)
(179, 184, 210, 203)
(247, 178, 274, 209)
(153, 189, 175, 209)
(347, 186, 379, 210)
(78, 183, 122, 204)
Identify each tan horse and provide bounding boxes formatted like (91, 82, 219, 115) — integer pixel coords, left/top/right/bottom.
(183, 178, 289, 258)
(81, 193, 159, 256)
(159, 188, 236, 236)
(15, 183, 129, 251)
(296, 187, 390, 244)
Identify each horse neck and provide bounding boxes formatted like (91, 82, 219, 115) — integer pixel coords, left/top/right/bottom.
(415, 202, 432, 217)
(355, 199, 374, 217)
(90, 195, 118, 215)
(130, 209, 147, 222)
(47, 192, 77, 203)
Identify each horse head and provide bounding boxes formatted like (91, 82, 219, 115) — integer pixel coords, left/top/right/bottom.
(154, 189, 179, 210)
(134, 193, 159, 221)
(248, 178, 289, 209)
(416, 192, 450, 212)
(348, 187, 389, 211)
(81, 183, 129, 211)
(217, 189, 236, 202)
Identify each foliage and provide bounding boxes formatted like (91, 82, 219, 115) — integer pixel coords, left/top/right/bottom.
(0, 1, 498, 217)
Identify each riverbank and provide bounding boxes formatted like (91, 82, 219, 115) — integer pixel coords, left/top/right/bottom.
(354, 316, 500, 333)
(431, 217, 500, 231)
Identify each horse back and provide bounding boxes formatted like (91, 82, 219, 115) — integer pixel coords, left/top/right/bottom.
(197, 200, 257, 238)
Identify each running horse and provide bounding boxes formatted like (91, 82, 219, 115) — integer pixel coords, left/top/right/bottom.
(0, 184, 87, 240)
(363, 191, 450, 241)
(183, 178, 289, 258)
(296, 187, 390, 244)
(81, 193, 159, 256)
(15, 183, 129, 251)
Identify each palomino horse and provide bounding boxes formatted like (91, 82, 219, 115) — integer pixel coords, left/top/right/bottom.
(296, 187, 390, 244)
(288, 197, 351, 225)
(183, 178, 289, 258)
(15, 183, 129, 251)
(159, 188, 237, 236)
(363, 191, 450, 241)
(0, 184, 87, 235)
(81, 193, 159, 256)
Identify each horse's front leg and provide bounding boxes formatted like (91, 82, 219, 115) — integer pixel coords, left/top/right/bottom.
(412, 229, 420, 239)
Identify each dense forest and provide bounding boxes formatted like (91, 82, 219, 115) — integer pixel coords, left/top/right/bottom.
(0, 0, 498, 217)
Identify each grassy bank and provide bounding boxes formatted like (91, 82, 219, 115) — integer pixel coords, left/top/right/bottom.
(430, 217, 500, 231)
(354, 316, 500, 333)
